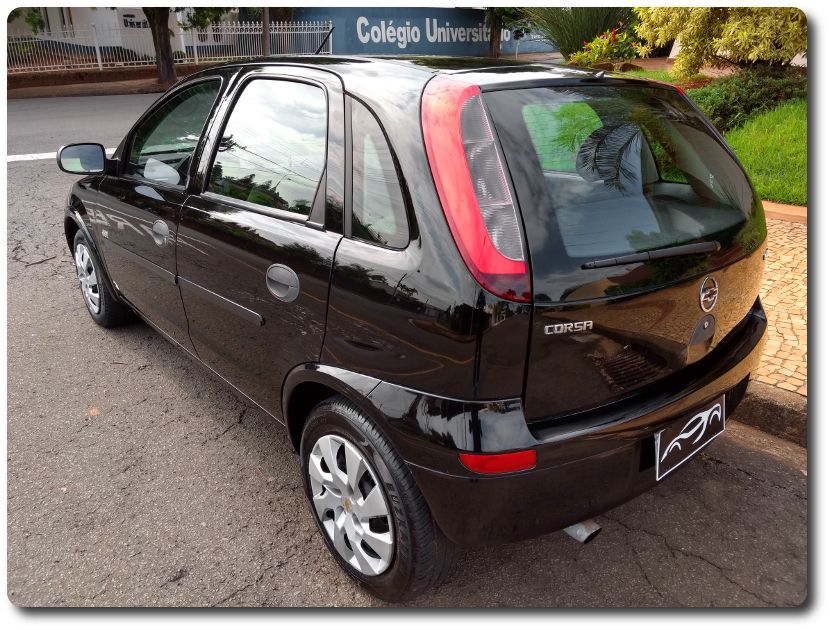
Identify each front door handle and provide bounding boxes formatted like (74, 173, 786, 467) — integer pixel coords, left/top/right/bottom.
(152, 220, 170, 247)
(266, 264, 300, 303)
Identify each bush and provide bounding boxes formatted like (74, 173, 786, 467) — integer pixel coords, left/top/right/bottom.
(569, 28, 642, 66)
(725, 99, 807, 205)
(686, 67, 807, 133)
(634, 7, 807, 78)
(522, 6, 633, 57)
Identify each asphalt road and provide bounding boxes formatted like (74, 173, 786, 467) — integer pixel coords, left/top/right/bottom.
(6, 94, 159, 155)
(6, 95, 808, 607)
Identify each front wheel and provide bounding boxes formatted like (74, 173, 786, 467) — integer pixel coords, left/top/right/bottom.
(300, 396, 456, 602)
(72, 230, 133, 327)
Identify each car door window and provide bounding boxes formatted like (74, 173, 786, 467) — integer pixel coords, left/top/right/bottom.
(125, 80, 220, 186)
(207, 79, 327, 216)
(351, 100, 409, 248)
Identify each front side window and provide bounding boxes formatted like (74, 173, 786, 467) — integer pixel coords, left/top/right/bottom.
(125, 80, 220, 186)
(351, 100, 409, 248)
(207, 79, 327, 216)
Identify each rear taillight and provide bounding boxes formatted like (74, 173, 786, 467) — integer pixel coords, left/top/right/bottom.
(421, 75, 530, 302)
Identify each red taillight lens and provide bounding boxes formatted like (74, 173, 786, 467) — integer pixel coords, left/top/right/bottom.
(458, 449, 537, 475)
(421, 75, 531, 302)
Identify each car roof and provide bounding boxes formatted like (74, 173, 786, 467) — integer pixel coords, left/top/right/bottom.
(181, 55, 672, 129)
(186, 54, 605, 93)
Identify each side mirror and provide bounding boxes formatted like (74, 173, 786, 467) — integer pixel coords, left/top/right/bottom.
(56, 143, 107, 175)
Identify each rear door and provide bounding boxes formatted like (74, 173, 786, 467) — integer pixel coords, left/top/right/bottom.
(485, 83, 767, 421)
(177, 68, 344, 416)
(95, 78, 221, 348)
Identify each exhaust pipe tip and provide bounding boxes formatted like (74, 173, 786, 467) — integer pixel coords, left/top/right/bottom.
(563, 519, 601, 544)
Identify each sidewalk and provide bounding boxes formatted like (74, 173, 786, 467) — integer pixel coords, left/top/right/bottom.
(756, 204, 808, 397)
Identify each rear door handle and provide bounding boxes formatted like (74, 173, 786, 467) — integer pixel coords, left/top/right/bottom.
(266, 264, 300, 302)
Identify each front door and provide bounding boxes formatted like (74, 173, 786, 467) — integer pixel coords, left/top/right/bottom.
(177, 70, 344, 416)
(94, 79, 222, 348)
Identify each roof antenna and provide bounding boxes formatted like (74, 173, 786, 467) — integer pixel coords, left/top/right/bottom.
(595, 70, 606, 78)
(314, 26, 335, 55)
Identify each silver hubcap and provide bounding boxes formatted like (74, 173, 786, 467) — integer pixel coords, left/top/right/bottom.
(308, 435, 394, 576)
(74, 243, 101, 314)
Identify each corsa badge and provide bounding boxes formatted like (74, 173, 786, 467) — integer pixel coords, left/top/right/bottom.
(544, 321, 593, 335)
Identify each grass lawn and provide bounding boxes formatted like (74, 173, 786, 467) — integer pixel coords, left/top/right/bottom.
(620, 69, 712, 89)
(725, 99, 807, 206)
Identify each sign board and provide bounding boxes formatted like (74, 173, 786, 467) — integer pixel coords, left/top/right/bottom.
(293, 7, 556, 56)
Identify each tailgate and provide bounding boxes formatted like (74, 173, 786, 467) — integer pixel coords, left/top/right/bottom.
(483, 81, 767, 421)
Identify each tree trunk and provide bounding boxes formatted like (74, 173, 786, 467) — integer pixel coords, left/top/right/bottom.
(489, 12, 503, 58)
(261, 8, 271, 56)
(144, 7, 176, 89)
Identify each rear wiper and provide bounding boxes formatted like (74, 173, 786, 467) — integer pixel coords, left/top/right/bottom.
(581, 240, 721, 269)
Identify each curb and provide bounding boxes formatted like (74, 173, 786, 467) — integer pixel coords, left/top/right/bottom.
(8, 81, 165, 100)
(731, 380, 807, 446)
(762, 200, 807, 224)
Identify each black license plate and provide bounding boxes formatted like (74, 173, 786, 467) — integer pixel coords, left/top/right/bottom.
(655, 394, 726, 481)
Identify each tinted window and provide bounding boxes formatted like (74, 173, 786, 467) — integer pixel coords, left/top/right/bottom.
(125, 80, 220, 186)
(351, 101, 409, 248)
(522, 102, 601, 173)
(208, 79, 327, 216)
(487, 85, 763, 260)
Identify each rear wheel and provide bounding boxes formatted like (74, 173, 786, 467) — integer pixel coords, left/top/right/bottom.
(72, 231, 133, 327)
(300, 396, 456, 602)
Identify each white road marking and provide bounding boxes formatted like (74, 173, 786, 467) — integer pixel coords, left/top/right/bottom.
(7, 149, 117, 162)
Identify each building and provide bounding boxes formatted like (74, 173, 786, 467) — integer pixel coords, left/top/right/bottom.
(8, 7, 555, 59)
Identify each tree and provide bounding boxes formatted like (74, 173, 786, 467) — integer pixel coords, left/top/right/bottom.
(484, 8, 529, 58)
(634, 7, 808, 77)
(143, 8, 177, 89)
(522, 7, 633, 58)
(262, 8, 270, 56)
(143, 7, 233, 89)
(8, 8, 46, 33)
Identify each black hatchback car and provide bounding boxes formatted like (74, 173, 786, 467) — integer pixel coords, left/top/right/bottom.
(58, 56, 767, 602)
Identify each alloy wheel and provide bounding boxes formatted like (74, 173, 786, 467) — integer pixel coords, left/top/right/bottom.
(74, 242, 101, 315)
(308, 434, 395, 576)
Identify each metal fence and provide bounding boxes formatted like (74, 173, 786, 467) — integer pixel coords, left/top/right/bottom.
(7, 20, 333, 74)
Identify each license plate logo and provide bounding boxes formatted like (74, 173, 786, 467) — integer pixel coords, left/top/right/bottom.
(655, 395, 726, 481)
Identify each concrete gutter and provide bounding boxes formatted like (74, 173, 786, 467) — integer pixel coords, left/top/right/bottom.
(732, 380, 807, 447)
(763, 201, 807, 224)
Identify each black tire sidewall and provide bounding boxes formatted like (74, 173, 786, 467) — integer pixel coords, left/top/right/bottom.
(72, 230, 132, 327)
(299, 400, 420, 601)
(73, 230, 115, 326)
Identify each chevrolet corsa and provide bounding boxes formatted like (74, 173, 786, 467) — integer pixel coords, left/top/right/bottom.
(57, 56, 767, 602)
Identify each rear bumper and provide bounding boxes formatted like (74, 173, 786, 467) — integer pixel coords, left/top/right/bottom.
(368, 298, 767, 547)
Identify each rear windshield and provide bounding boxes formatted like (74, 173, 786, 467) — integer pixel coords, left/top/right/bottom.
(486, 84, 766, 300)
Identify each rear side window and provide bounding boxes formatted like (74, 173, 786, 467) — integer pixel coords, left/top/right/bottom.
(125, 80, 220, 186)
(350, 100, 409, 248)
(208, 79, 327, 216)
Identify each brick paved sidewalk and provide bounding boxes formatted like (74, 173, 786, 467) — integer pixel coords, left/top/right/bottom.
(755, 214, 808, 397)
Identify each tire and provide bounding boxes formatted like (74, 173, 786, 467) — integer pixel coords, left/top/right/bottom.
(300, 396, 457, 602)
(72, 230, 133, 328)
